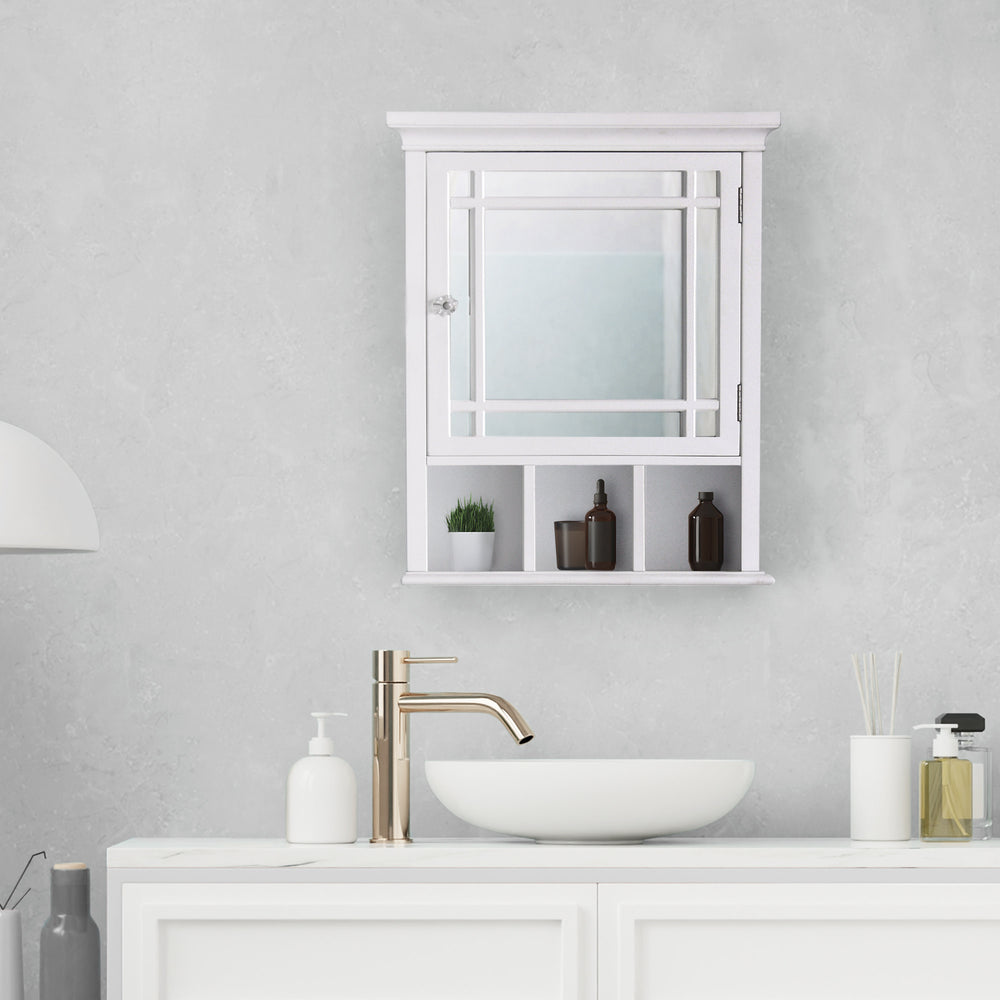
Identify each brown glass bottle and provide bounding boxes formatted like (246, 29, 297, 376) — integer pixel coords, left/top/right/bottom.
(688, 491, 723, 571)
(585, 479, 616, 571)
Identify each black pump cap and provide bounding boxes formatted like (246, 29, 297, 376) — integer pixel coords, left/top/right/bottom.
(936, 712, 986, 733)
(594, 479, 607, 504)
(698, 491, 714, 501)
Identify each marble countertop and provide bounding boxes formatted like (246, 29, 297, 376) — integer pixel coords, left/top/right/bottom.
(106, 837, 1000, 870)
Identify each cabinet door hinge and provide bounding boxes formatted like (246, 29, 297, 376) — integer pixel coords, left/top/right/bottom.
(737, 383, 742, 422)
(738, 186, 743, 224)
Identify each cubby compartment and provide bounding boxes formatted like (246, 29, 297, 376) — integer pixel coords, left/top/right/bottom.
(427, 466, 524, 571)
(643, 466, 742, 572)
(413, 461, 768, 583)
(534, 466, 634, 572)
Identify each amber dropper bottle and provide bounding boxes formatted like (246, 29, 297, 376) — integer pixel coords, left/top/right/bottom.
(688, 491, 724, 571)
(585, 479, 616, 571)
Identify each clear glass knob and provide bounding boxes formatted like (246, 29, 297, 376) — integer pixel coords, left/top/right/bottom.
(430, 295, 458, 316)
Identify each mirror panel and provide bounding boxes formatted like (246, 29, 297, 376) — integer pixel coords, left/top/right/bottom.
(485, 171, 683, 197)
(695, 170, 719, 197)
(695, 205, 720, 402)
(482, 209, 684, 404)
(448, 207, 472, 402)
(485, 411, 683, 437)
(695, 410, 719, 437)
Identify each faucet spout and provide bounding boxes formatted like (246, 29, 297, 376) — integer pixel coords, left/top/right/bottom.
(399, 692, 534, 745)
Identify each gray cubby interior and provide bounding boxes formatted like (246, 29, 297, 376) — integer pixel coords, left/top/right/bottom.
(534, 466, 634, 572)
(644, 466, 741, 571)
(427, 466, 524, 571)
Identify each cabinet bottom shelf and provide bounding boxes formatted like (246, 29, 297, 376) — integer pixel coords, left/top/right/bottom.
(403, 570, 774, 586)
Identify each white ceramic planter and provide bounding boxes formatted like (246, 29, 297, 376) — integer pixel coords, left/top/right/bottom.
(0, 910, 24, 1000)
(449, 531, 495, 572)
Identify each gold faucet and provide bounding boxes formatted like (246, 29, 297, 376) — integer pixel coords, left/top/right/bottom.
(371, 649, 534, 844)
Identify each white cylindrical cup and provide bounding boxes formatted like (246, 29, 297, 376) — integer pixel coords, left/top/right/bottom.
(850, 734, 912, 841)
(0, 910, 24, 1000)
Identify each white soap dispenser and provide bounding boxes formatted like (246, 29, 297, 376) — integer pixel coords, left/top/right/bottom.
(286, 712, 357, 844)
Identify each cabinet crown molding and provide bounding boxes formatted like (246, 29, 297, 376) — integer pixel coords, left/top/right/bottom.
(387, 112, 781, 152)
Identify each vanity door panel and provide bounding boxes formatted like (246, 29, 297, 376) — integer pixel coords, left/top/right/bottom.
(599, 882, 1000, 1000)
(119, 881, 596, 1000)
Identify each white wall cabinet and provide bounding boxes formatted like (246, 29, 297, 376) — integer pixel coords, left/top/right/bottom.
(387, 113, 780, 585)
(111, 871, 1000, 1000)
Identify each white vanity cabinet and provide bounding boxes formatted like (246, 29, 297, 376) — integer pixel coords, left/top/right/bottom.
(387, 113, 780, 585)
(599, 882, 1000, 1000)
(109, 839, 1000, 1000)
(116, 881, 596, 1000)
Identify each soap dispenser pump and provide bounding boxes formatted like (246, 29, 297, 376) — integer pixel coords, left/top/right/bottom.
(286, 712, 357, 844)
(914, 722, 973, 842)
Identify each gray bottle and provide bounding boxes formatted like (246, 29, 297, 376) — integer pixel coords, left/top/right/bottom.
(39, 864, 100, 1000)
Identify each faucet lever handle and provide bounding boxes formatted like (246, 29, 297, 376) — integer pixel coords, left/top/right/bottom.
(373, 650, 458, 684)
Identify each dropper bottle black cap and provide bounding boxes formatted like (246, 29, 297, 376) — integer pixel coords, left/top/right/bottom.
(594, 479, 607, 504)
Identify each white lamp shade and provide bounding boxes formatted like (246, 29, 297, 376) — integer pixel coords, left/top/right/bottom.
(0, 421, 99, 552)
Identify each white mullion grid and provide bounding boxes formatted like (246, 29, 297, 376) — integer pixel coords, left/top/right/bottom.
(661, 174, 674, 439)
(449, 399, 719, 413)
(471, 169, 487, 437)
(683, 171, 697, 437)
(450, 196, 720, 211)
(452, 399, 719, 413)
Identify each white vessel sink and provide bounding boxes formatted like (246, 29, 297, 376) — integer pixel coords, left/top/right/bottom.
(425, 758, 754, 843)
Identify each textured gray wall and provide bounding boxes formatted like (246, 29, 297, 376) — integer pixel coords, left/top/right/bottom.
(3, 0, 999, 990)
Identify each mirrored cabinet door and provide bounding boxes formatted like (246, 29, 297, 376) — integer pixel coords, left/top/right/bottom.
(426, 152, 742, 458)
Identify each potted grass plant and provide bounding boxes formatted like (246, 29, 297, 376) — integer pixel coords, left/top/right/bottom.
(446, 496, 496, 572)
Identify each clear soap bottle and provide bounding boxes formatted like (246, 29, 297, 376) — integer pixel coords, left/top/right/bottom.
(585, 478, 616, 571)
(915, 723, 973, 842)
(937, 712, 991, 840)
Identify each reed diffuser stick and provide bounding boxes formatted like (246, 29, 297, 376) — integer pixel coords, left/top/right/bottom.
(864, 653, 875, 734)
(871, 652, 883, 735)
(851, 653, 871, 735)
(890, 652, 902, 735)
(850, 651, 903, 737)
